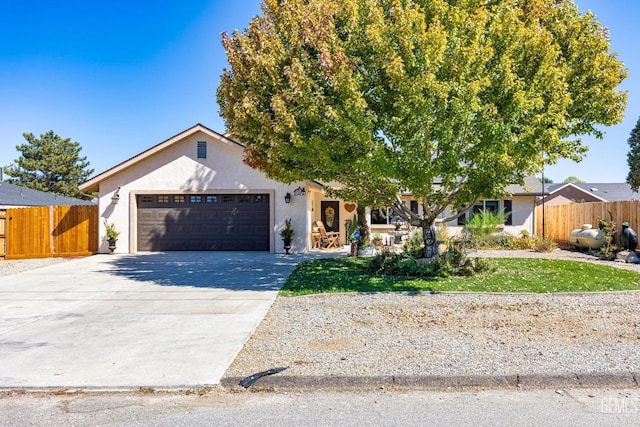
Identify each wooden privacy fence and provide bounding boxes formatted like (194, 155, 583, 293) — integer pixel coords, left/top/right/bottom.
(1, 205, 98, 260)
(535, 200, 640, 246)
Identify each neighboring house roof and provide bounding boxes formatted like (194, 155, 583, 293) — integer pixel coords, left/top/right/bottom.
(505, 175, 545, 196)
(79, 123, 245, 193)
(0, 181, 95, 207)
(546, 183, 640, 202)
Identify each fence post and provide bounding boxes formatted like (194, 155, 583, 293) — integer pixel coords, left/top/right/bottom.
(49, 205, 55, 255)
(0, 210, 5, 258)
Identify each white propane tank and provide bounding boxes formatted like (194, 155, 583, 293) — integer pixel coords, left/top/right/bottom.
(569, 224, 604, 249)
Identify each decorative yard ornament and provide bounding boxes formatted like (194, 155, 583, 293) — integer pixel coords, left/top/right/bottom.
(620, 222, 638, 252)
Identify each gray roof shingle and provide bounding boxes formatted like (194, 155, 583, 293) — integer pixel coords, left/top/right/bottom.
(504, 175, 545, 196)
(546, 183, 640, 202)
(0, 182, 95, 207)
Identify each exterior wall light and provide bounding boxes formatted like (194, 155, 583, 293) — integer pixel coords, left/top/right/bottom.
(284, 192, 291, 204)
(111, 187, 121, 205)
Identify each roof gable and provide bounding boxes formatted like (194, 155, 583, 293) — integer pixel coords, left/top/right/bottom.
(546, 182, 640, 202)
(79, 124, 245, 193)
(545, 182, 606, 202)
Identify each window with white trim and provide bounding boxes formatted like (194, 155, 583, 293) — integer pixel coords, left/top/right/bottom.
(457, 200, 511, 225)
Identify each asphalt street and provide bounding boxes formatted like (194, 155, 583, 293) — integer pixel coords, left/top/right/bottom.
(2, 388, 640, 426)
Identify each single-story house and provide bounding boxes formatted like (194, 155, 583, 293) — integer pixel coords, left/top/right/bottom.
(441, 175, 544, 237)
(79, 124, 355, 254)
(370, 175, 544, 239)
(539, 182, 640, 205)
(79, 124, 544, 254)
(0, 181, 94, 209)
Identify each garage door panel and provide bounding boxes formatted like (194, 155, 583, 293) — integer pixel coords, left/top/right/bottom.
(237, 224, 251, 233)
(137, 194, 270, 251)
(255, 225, 269, 233)
(204, 224, 222, 233)
(254, 211, 269, 219)
(205, 211, 220, 220)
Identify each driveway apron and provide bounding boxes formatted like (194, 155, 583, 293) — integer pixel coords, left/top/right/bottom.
(0, 252, 302, 389)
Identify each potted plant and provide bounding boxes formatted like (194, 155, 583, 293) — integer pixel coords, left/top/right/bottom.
(312, 221, 319, 232)
(280, 218, 294, 254)
(348, 215, 359, 256)
(104, 219, 120, 253)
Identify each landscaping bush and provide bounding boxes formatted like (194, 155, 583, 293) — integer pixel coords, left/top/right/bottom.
(463, 229, 557, 252)
(403, 225, 452, 258)
(471, 233, 517, 249)
(370, 243, 491, 278)
(403, 231, 425, 258)
(356, 205, 370, 248)
(466, 209, 510, 237)
(597, 217, 618, 260)
(534, 235, 558, 252)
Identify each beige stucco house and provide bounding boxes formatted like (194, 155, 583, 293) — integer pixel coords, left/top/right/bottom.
(79, 124, 354, 254)
(369, 176, 544, 241)
(441, 175, 544, 237)
(80, 124, 543, 254)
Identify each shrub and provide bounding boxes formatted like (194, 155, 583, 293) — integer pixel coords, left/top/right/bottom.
(597, 217, 618, 260)
(471, 234, 515, 249)
(356, 206, 370, 247)
(436, 244, 466, 275)
(104, 219, 120, 240)
(370, 242, 491, 278)
(534, 235, 557, 252)
(403, 225, 453, 257)
(369, 248, 422, 276)
(436, 223, 450, 242)
(462, 229, 554, 251)
(466, 209, 510, 237)
(515, 230, 536, 249)
(403, 231, 425, 258)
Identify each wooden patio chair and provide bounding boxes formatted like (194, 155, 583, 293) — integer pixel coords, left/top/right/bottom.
(316, 222, 340, 249)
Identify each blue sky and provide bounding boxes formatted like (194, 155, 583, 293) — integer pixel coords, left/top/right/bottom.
(0, 1, 638, 184)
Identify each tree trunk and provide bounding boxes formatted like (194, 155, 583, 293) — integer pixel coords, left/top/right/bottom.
(422, 222, 438, 259)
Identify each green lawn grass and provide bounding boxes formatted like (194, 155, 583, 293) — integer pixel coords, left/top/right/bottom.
(280, 257, 640, 296)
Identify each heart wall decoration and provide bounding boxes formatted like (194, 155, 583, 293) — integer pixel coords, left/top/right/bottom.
(345, 203, 356, 213)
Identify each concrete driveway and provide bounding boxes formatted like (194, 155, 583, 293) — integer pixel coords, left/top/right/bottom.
(0, 252, 304, 389)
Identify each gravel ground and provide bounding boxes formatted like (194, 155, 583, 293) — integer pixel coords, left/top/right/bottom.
(0, 257, 75, 276)
(223, 249, 640, 384)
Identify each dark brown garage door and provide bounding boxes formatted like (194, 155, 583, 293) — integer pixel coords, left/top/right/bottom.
(136, 194, 270, 251)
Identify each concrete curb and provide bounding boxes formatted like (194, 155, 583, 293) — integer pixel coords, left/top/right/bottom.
(1, 372, 637, 395)
(221, 372, 640, 392)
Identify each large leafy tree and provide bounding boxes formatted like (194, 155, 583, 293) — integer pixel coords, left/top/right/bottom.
(626, 117, 640, 191)
(563, 176, 584, 184)
(218, 0, 627, 257)
(5, 131, 94, 199)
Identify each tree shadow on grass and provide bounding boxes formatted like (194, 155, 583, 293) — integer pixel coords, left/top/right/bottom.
(280, 257, 441, 295)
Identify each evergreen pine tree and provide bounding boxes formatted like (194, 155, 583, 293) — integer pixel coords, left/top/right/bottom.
(627, 118, 640, 191)
(4, 130, 94, 199)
